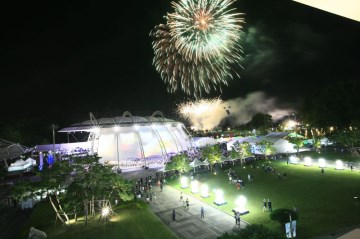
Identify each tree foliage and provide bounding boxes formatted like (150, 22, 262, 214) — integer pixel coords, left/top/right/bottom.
(165, 153, 191, 175)
(12, 155, 133, 225)
(230, 141, 252, 165)
(217, 224, 285, 239)
(247, 113, 273, 134)
(270, 208, 299, 225)
(301, 80, 360, 128)
(200, 144, 222, 171)
(287, 136, 304, 155)
(255, 140, 276, 160)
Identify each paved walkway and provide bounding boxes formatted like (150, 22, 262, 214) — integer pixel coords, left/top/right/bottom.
(148, 184, 248, 239)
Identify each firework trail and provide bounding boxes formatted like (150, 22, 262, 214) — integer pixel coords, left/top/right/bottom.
(151, 0, 245, 97)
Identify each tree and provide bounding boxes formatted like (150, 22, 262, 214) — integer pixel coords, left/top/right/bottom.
(217, 224, 285, 239)
(301, 80, 360, 128)
(247, 113, 273, 134)
(12, 154, 133, 225)
(200, 144, 222, 171)
(165, 153, 191, 176)
(329, 126, 360, 156)
(230, 141, 252, 166)
(287, 136, 304, 156)
(255, 140, 276, 161)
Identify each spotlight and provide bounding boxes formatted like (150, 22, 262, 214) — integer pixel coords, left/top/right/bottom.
(180, 177, 189, 188)
(318, 158, 326, 168)
(213, 189, 226, 206)
(303, 157, 313, 166)
(201, 184, 209, 198)
(335, 160, 344, 170)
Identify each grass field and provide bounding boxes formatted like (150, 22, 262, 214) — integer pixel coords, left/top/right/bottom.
(168, 150, 360, 238)
(16, 201, 179, 239)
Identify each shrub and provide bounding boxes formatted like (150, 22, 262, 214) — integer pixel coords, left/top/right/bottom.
(270, 208, 299, 225)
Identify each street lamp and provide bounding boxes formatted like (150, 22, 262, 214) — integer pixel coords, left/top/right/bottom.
(114, 126, 121, 173)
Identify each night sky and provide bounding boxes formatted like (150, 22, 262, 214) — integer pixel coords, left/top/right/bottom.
(1, 0, 360, 126)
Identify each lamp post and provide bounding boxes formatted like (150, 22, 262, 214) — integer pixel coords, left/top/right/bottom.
(114, 126, 121, 173)
(52, 124, 58, 161)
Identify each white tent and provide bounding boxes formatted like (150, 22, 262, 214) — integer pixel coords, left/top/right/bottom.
(189, 158, 209, 172)
(25, 157, 36, 165)
(8, 157, 36, 172)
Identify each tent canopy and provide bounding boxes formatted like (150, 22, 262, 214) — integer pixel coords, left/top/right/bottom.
(189, 158, 209, 168)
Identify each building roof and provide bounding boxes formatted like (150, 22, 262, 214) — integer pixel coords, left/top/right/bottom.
(58, 111, 182, 133)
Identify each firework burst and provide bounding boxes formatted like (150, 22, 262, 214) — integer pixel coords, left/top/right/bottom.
(151, 0, 245, 97)
(177, 98, 226, 130)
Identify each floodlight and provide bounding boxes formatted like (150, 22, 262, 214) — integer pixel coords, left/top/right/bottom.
(303, 157, 313, 166)
(102, 206, 110, 217)
(214, 189, 226, 206)
(191, 180, 199, 194)
(318, 158, 327, 168)
(233, 195, 249, 215)
(335, 160, 344, 170)
(201, 184, 209, 198)
(289, 156, 300, 164)
(180, 176, 188, 188)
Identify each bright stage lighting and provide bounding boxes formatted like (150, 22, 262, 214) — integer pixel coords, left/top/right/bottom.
(180, 176, 189, 188)
(318, 158, 327, 168)
(214, 189, 226, 206)
(201, 184, 209, 198)
(303, 157, 313, 166)
(289, 155, 300, 164)
(335, 160, 344, 170)
(191, 180, 199, 194)
(233, 195, 249, 215)
(102, 206, 110, 217)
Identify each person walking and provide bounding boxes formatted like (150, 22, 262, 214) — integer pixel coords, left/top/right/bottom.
(172, 209, 176, 221)
(180, 192, 183, 202)
(268, 198, 272, 212)
(201, 206, 205, 219)
(160, 183, 163, 192)
(186, 198, 189, 210)
(236, 212, 241, 226)
(263, 198, 267, 212)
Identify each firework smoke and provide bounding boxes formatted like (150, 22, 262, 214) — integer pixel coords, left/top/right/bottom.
(177, 92, 294, 130)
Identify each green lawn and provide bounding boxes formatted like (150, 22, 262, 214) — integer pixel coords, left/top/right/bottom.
(17, 201, 179, 239)
(169, 151, 360, 238)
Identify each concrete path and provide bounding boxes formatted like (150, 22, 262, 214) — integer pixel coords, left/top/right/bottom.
(148, 184, 248, 239)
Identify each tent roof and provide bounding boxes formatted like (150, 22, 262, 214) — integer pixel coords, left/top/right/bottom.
(0, 139, 31, 161)
(189, 158, 209, 167)
(58, 111, 181, 133)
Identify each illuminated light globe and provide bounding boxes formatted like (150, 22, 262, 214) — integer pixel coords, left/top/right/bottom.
(335, 160, 344, 170)
(289, 155, 300, 165)
(201, 184, 210, 198)
(318, 158, 327, 168)
(233, 195, 249, 215)
(181, 176, 189, 188)
(303, 157, 313, 166)
(213, 189, 227, 206)
(102, 207, 110, 217)
(191, 180, 199, 194)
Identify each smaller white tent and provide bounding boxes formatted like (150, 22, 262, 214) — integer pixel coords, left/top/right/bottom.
(189, 158, 209, 172)
(8, 158, 35, 172)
